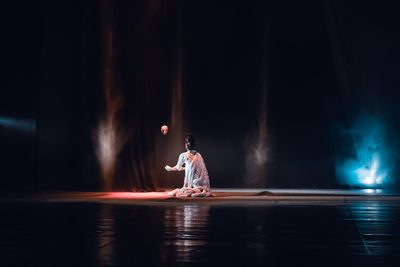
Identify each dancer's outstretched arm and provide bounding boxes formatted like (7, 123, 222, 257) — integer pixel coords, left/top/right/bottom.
(165, 153, 185, 171)
(165, 165, 185, 171)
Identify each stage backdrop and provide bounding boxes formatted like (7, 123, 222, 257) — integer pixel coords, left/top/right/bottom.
(1, 0, 400, 192)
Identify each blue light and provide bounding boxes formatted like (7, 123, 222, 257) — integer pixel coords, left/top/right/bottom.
(335, 115, 393, 188)
(0, 116, 36, 133)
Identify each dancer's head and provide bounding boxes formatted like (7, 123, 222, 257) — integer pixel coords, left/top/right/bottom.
(185, 134, 196, 151)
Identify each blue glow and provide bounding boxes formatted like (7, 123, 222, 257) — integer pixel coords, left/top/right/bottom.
(0, 116, 36, 133)
(336, 116, 393, 188)
(361, 189, 383, 194)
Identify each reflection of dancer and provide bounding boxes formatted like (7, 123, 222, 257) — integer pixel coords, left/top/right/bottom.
(165, 135, 212, 197)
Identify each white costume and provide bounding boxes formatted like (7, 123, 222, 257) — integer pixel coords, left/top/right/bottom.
(167, 150, 212, 197)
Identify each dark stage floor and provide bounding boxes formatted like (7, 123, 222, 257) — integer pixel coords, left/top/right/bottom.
(2, 190, 400, 266)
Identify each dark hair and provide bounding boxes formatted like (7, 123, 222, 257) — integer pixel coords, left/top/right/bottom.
(185, 134, 196, 149)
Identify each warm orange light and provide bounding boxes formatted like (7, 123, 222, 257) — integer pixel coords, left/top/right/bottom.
(104, 192, 169, 199)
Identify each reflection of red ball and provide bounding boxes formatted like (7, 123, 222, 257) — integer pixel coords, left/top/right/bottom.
(161, 125, 168, 135)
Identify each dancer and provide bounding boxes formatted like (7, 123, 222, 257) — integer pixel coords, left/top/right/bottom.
(165, 135, 212, 197)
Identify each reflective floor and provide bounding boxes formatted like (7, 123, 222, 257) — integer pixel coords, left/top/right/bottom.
(2, 194, 400, 266)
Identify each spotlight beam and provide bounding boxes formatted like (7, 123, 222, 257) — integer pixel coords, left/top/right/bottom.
(0, 116, 36, 133)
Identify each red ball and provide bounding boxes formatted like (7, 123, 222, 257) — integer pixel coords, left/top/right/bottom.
(161, 125, 168, 135)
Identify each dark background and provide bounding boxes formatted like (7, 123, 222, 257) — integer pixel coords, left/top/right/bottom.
(1, 0, 399, 192)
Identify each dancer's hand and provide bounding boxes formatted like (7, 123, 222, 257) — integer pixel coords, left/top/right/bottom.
(165, 165, 172, 171)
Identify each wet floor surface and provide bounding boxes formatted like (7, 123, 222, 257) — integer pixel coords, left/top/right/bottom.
(2, 198, 400, 266)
